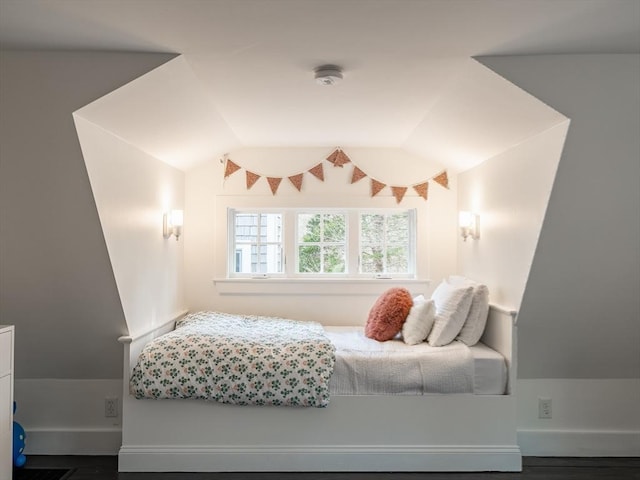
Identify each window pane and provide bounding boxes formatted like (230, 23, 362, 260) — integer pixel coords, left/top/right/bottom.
(232, 212, 283, 274)
(361, 214, 384, 244)
(386, 246, 409, 273)
(323, 245, 345, 273)
(265, 244, 283, 273)
(232, 209, 414, 277)
(250, 244, 261, 272)
(323, 214, 346, 242)
(247, 244, 282, 274)
(361, 245, 385, 273)
(298, 213, 321, 242)
(235, 213, 258, 243)
(298, 245, 321, 273)
(262, 213, 282, 242)
(387, 213, 409, 244)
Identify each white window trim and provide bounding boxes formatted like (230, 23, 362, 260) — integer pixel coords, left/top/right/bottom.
(294, 209, 349, 277)
(228, 208, 417, 279)
(213, 277, 431, 296)
(228, 209, 286, 278)
(358, 209, 416, 278)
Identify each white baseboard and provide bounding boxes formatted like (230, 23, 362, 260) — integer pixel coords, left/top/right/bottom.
(119, 444, 522, 472)
(14, 378, 123, 455)
(518, 429, 640, 457)
(516, 379, 640, 457)
(24, 428, 121, 455)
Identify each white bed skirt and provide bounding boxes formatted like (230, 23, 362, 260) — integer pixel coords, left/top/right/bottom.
(118, 304, 521, 472)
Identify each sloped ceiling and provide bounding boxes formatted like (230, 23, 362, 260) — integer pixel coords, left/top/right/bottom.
(2, 0, 638, 171)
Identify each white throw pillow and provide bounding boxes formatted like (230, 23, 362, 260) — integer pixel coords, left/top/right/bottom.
(402, 296, 436, 345)
(427, 280, 474, 347)
(452, 278, 490, 346)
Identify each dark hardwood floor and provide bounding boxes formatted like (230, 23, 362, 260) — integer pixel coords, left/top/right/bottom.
(18, 456, 640, 480)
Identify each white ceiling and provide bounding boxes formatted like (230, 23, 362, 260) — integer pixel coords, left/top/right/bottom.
(2, 0, 638, 171)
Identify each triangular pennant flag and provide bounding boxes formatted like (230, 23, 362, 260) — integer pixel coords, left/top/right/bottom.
(267, 177, 282, 195)
(246, 171, 260, 189)
(326, 149, 339, 165)
(351, 166, 367, 184)
(433, 171, 449, 189)
(308, 163, 325, 181)
(288, 173, 304, 192)
(333, 149, 351, 167)
(371, 179, 386, 197)
(391, 186, 408, 204)
(224, 159, 241, 178)
(413, 182, 429, 201)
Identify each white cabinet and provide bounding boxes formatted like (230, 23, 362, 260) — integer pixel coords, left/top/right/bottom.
(0, 326, 14, 479)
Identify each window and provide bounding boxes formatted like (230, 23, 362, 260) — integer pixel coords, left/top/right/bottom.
(360, 211, 413, 275)
(297, 212, 347, 274)
(231, 212, 283, 275)
(229, 208, 415, 278)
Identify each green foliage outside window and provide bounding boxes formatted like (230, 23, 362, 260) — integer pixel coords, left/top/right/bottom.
(298, 213, 346, 273)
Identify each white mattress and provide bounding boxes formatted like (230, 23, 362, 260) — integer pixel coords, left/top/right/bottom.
(324, 326, 507, 395)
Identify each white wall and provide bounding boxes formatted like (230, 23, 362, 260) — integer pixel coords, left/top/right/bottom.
(74, 117, 186, 339)
(185, 147, 457, 325)
(457, 121, 569, 308)
(476, 54, 640, 456)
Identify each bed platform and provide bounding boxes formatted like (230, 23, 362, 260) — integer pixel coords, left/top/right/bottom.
(117, 304, 520, 472)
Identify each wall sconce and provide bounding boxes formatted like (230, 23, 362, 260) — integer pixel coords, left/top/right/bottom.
(163, 209, 183, 241)
(459, 211, 480, 241)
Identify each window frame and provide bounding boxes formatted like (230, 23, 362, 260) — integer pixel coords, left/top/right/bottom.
(227, 209, 285, 277)
(295, 210, 349, 276)
(228, 207, 417, 279)
(358, 209, 416, 278)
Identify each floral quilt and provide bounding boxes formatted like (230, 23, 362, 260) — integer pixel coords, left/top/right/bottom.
(130, 311, 336, 407)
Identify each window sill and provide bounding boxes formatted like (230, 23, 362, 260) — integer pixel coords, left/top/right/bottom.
(213, 278, 431, 296)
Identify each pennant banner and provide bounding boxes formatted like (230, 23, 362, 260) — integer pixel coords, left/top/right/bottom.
(222, 149, 448, 203)
(224, 159, 241, 178)
(351, 166, 367, 184)
(333, 149, 351, 167)
(371, 179, 386, 197)
(246, 171, 260, 189)
(308, 163, 325, 181)
(391, 186, 408, 204)
(288, 173, 304, 192)
(413, 182, 429, 201)
(433, 171, 449, 189)
(326, 149, 339, 165)
(267, 177, 282, 195)
(326, 148, 351, 167)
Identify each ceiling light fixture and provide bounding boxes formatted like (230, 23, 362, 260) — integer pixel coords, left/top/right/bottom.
(314, 65, 343, 86)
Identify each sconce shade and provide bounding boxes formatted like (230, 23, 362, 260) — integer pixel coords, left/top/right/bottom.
(459, 211, 479, 241)
(459, 211, 474, 228)
(163, 209, 184, 240)
(170, 209, 183, 227)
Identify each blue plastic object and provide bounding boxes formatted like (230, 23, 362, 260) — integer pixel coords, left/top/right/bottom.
(12, 402, 26, 468)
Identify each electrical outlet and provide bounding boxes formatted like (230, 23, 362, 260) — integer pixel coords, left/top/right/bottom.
(105, 397, 118, 418)
(538, 397, 552, 419)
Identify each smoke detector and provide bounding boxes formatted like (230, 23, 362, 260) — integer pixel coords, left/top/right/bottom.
(314, 65, 343, 86)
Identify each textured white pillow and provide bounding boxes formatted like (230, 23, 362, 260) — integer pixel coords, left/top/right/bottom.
(452, 278, 490, 346)
(402, 296, 436, 345)
(427, 280, 474, 347)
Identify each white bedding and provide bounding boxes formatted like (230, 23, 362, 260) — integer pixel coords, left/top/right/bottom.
(325, 326, 506, 395)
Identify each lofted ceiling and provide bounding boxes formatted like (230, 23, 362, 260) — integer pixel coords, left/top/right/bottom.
(1, 0, 638, 171)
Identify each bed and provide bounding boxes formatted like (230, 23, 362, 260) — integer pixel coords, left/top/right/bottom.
(117, 304, 520, 472)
